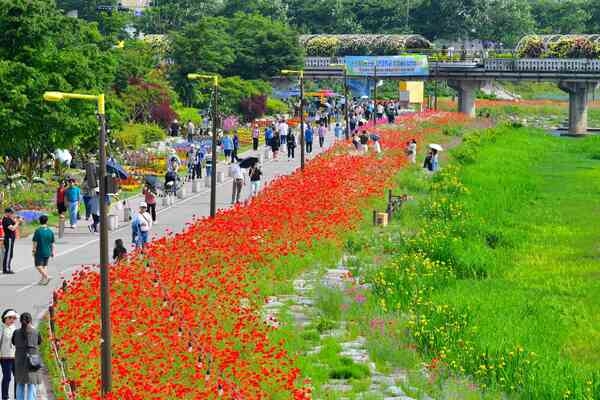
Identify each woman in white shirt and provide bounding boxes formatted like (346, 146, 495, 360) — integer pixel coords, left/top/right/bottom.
(1, 309, 18, 400)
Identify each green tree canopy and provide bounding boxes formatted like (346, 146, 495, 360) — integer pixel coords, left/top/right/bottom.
(226, 13, 302, 79)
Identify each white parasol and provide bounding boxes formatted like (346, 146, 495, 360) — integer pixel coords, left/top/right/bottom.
(429, 143, 444, 152)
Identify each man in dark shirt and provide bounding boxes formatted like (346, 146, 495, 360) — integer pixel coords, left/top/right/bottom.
(2, 208, 20, 274)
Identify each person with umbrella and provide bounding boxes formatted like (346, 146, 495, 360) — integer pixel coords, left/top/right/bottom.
(424, 144, 443, 172)
(229, 161, 245, 204)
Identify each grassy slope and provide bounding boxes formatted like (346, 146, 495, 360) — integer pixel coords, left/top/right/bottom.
(435, 129, 600, 392)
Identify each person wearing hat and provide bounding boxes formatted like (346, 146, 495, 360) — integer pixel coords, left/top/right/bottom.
(2, 208, 21, 274)
(1, 309, 18, 400)
(32, 215, 54, 286)
(132, 202, 152, 249)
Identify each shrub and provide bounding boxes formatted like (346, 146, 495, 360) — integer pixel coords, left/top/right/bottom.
(305, 36, 341, 57)
(240, 95, 267, 122)
(150, 101, 178, 128)
(547, 37, 599, 59)
(517, 36, 545, 58)
(176, 107, 203, 125)
(266, 98, 289, 115)
(140, 124, 166, 143)
(114, 123, 166, 149)
(113, 125, 144, 149)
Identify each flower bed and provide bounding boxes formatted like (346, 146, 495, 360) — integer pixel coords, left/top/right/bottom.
(47, 113, 462, 399)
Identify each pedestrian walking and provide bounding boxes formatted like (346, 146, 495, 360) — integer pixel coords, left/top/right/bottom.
(87, 188, 100, 233)
(132, 202, 152, 250)
(359, 131, 369, 153)
(230, 162, 245, 204)
(278, 120, 289, 146)
(407, 139, 417, 164)
(167, 150, 181, 173)
(12, 312, 41, 400)
(231, 132, 241, 163)
(252, 125, 260, 151)
(142, 184, 157, 222)
(1, 309, 18, 400)
(271, 132, 280, 160)
(373, 136, 382, 154)
(221, 133, 234, 164)
(305, 125, 314, 154)
(56, 181, 66, 217)
(334, 123, 343, 141)
(317, 124, 326, 148)
(287, 130, 296, 160)
(32, 215, 54, 286)
(2, 208, 20, 274)
(186, 120, 195, 142)
(65, 179, 81, 229)
(351, 132, 360, 151)
(169, 119, 180, 137)
(264, 126, 273, 148)
(113, 239, 127, 262)
(249, 164, 262, 196)
(424, 149, 440, 172)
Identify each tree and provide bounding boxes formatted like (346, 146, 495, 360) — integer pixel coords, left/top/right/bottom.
(227, 13, 302, 80)
(135, 0, 224, 34)
(529, 0, 590, 34)
(168, 17, 235, 105)
(221, 0, 288, 20)
(0, 0, 124, 177)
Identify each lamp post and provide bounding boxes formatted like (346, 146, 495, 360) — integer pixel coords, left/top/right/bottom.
(281, 70, 305, 170)
(43, 91, 112, 396)
(330, 63, 351, 140)
(187, 74, 219, 218)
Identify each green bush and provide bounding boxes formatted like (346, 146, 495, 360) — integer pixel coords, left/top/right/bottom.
(140, 124, 167, 143)
(266, 98, 289, 115)
(176, 107, 203, 125)
(114, 123, 166, 149)
(113, 125, 144, 149)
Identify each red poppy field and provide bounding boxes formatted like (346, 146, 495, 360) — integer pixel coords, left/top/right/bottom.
(48, 112, 466, 399)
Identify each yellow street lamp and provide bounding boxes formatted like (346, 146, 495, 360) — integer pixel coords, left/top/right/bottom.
(43, 91, 111, 396)
(281, 69, 306, 170)
(187, 74, 219, 217)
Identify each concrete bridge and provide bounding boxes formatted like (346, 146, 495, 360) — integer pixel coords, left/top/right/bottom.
(304, 57, 600, 135)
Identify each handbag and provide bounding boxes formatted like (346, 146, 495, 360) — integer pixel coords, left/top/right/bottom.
(22, 329, 42, 371)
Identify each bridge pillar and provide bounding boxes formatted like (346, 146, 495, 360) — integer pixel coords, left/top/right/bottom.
(448, 80, 481, 118)
(558, 81, 599, 136)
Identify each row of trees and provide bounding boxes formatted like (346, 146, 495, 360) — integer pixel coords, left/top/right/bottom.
(58, 0, 600, 48)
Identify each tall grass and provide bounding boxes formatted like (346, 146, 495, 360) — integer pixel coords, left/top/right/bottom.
(354, 125, 600, 399)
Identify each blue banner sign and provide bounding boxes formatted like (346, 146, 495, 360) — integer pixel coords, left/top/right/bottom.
(345, 55, 429, 77)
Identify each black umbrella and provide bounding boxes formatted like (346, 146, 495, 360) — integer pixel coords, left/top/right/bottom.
(107, 159, 129, 179)
(144, 175, 161, 190)
(370, 134, 380, 141)
(239, 157, 259, 169)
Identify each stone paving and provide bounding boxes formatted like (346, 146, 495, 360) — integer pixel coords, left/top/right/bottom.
(261, 258, 433, 400)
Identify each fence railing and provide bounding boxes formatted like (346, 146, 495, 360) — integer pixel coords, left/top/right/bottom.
(305, 56, 600, 73)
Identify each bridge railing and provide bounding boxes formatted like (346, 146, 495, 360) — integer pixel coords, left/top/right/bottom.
(485, 58, 600, 72)
(305, 56, 600, 73)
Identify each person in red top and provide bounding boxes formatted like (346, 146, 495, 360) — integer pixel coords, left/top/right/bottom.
(142, 183, 157, 222)
(56, 181, 66, 217)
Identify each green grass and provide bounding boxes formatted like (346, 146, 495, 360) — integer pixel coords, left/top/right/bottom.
(354, 125, 600, 398)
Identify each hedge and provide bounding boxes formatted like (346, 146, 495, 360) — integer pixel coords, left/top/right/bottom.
(300, 34, 432, 57)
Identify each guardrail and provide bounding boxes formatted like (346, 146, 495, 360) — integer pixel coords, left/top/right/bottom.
(484, 58, 600, 72)
(305, 56, 600, 73)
